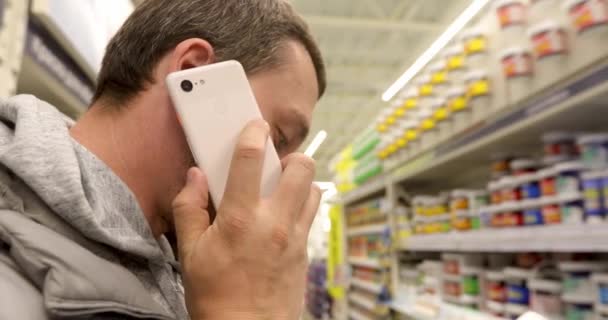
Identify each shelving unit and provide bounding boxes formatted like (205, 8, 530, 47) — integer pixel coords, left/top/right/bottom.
(334, 2, 608, 319)
(348, 257, 387, 270)
(350, 278, 385, 294)
(401, 224, 608, 252)
(348, 309, 373, 320)
(390, 298, 505, 320)
(342, 177, 388, 206)
(347, 223, 389, 237)
(391, 60, 608, 192)
(348, 293, 378, 311)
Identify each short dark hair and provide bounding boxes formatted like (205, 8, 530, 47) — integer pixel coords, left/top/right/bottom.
(94, 0, 326, 105)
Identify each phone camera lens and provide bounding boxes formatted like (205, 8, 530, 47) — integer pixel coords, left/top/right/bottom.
(181, 80, 193, 92)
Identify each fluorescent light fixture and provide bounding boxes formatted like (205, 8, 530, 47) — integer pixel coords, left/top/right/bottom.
(304, 130, 328, 157)
(381, 0, 491, 101)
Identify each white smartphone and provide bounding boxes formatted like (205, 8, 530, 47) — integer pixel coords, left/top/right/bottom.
(166, 60, 281, 206)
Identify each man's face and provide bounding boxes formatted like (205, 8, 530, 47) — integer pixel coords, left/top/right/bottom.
(247, 41, 320, 158)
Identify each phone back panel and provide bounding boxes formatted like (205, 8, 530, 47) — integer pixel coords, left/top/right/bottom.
(166, 60, 281, 206)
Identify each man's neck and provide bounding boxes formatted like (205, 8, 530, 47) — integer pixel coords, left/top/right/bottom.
(69, 100, 170, 237)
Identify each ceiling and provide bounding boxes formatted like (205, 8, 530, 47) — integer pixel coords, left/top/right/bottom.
(289, 0, 471, 180)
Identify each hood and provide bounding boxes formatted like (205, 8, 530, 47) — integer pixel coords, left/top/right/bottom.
(0, 95, 165, 262)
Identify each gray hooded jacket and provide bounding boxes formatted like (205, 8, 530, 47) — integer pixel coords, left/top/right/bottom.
(0, 95, 188, 319)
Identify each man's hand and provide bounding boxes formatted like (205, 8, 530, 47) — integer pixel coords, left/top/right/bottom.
(172, 119, 321, 320)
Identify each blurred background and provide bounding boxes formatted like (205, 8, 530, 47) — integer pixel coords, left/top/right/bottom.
(3, 1, 608, 320)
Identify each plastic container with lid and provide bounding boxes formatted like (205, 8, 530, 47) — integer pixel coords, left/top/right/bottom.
(581, 170, 607, 221)
(415, 74, 434, 98)
(602, 169, 608, 214)
(528, 21, 570, 90)
(450, 189, 472, 212)
(491, 154, 514, 179)
(522, 198, 544, 225)
(464, 70, 492, 123)
(555, 161, 585, 195)
(428, 60, 451, 96)
(495, 0, 528, 30)
(430, 97, 450, 143)
(506, 280, 530, 305)
(528, 21, 569, 60)
(529, 278, 563, 318)
(489, 180, 504, 204)
(565, 0, 608, 34)
(500, 47, 535, 79)
(565, 0, 608, 75)
(418, 109, 438, 152)
(591, 273, 608, 312)
(442, 44, 467, 78)
(560, 261, 608, 304)
(539, 166, 558, 197)
(451, 210, 475, 231)
(462, 267, 482, 296)
(543, 132, 578, 158)
(500, 47, 535, 104)
(461, 28, 490, 68)
(560, 196, 585, 224)
(469, 190, 490, 209)
(578, 133, 608, 169)
(499, 176, 522, 203)
(541, 200, 562, 224)
(519, 172, 542, 199)
(497, 201, 525, 227)
(565, 303, 594, 320)
(486, 270, 508, 303)
(446, 86, 470, 133)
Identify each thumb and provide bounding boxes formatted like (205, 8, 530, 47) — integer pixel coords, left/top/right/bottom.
(172, 167, 210, 261)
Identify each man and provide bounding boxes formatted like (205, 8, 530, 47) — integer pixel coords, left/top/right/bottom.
(0, 0, 326, 319)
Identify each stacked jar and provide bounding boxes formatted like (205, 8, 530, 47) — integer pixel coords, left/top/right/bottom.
(449, 189, 488, 232)
(578, 133, 608, 222)
(412, 196, 451, 235)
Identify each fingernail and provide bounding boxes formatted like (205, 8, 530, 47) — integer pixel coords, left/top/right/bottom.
(263, 121, 270, 132)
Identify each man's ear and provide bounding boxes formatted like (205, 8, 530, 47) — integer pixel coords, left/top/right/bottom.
(171, 38, 216, 71)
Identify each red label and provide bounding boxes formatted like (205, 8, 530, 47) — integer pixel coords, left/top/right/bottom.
(541, 177, 556, 196)
(502, 53, 534, 78)
(570, 0, 608, 33)
(542, 205, 562, 224)
(531, 30, 568, 59)
(497, 3, 527, 28)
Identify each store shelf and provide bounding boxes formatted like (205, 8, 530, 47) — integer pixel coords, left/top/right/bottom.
(391, 297, 505, 320)
(350, 278, 384, 294)
(348, 257, 386, 269)
(401, 224, 608, 252)
(342, 175, 387, 206)
(348, 309, 373, 320)
(390, 300, 435, 320)
(348, 292, 377, 311)
(347, 223, 389, 237)
(390, 60, 608, 192)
